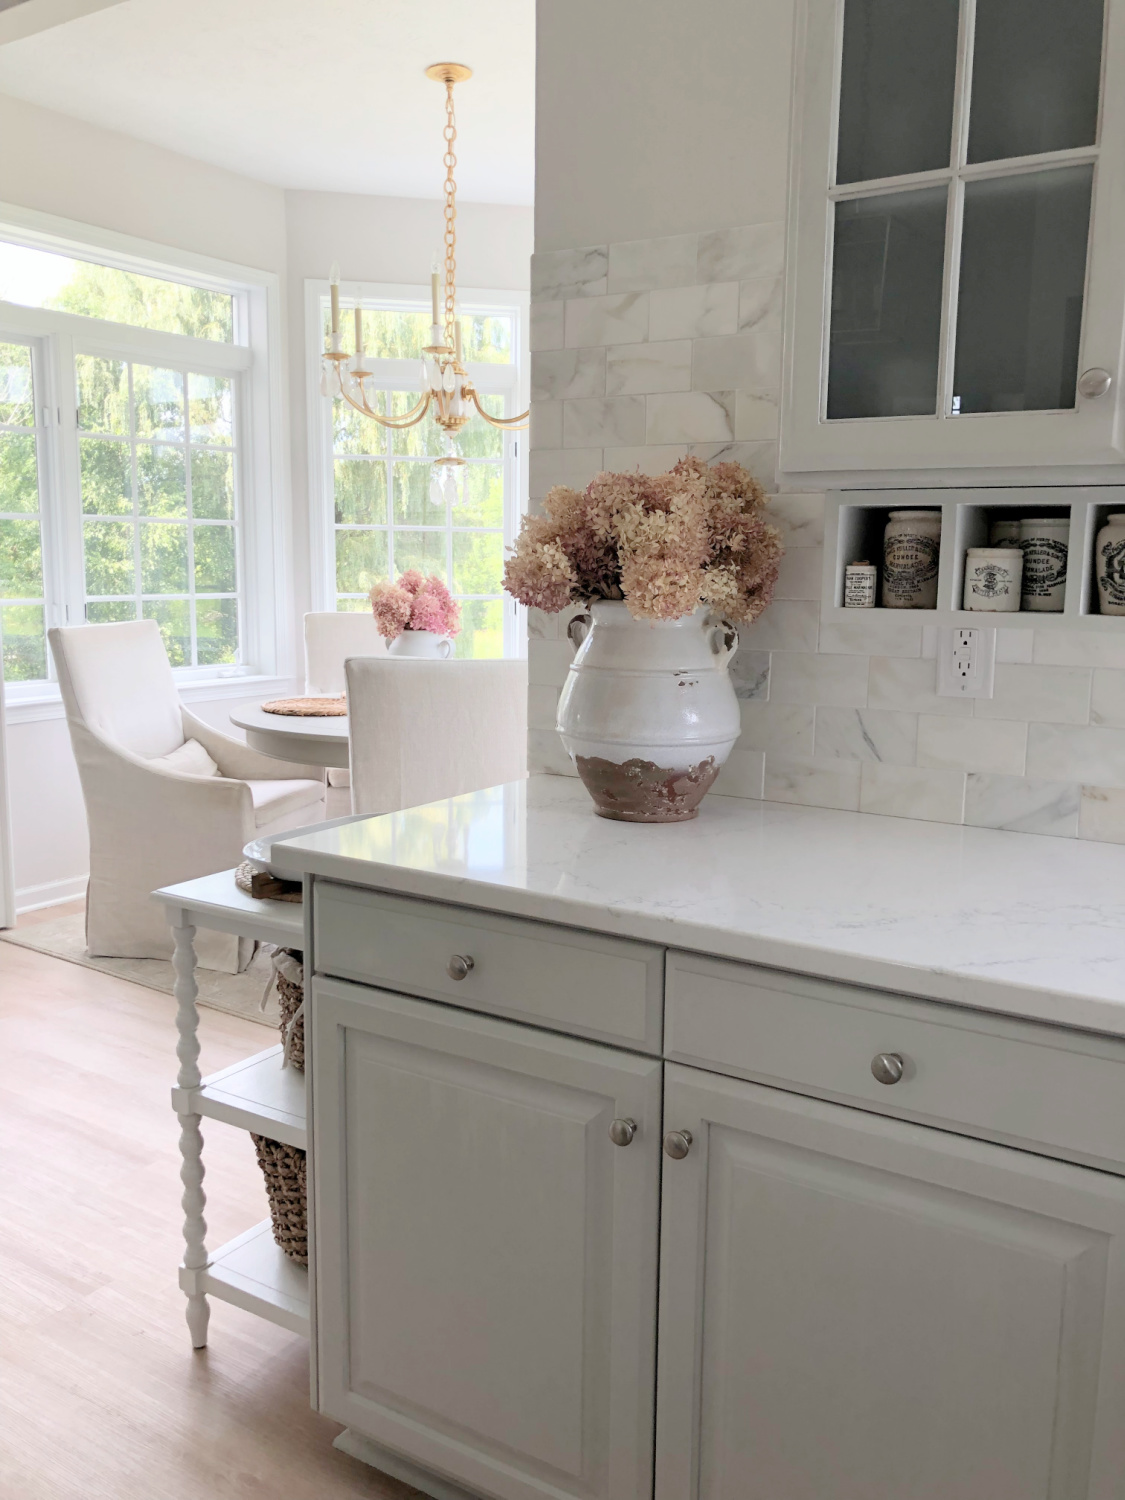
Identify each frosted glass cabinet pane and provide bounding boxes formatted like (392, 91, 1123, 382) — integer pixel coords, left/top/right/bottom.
(836, 0, 960, 184)
(967, 0, 1104, 164)
(953, 165, 1094, 414)
(828, 188, 947, 420)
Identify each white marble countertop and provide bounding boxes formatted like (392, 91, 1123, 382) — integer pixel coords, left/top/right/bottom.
(274, 776, 1125, 1038)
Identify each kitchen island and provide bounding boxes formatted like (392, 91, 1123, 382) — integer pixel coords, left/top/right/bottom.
(273, 777, 1125, 1500)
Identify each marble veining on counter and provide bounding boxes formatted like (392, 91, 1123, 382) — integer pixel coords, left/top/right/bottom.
(274, 776, 1125, 1038)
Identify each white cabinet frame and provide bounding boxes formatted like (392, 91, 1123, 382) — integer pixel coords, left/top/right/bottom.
(781, 0, 1125, 487)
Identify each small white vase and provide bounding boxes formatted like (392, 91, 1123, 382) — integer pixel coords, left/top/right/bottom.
(388, 630, 453, 659)
(556, 600, 741, 823)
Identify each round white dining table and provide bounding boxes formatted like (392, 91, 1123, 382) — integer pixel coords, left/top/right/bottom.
(229, 703, 349, 769)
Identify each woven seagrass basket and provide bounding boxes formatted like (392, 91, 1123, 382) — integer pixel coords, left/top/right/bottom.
(254, 949, 307, 1262)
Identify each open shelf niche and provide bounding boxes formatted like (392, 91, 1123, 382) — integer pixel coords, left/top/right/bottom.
(823, 486, 1125, 629)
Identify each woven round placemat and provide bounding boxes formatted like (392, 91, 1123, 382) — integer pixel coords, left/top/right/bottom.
(234, 860, 303, 901)
(260, 695, 346, 716)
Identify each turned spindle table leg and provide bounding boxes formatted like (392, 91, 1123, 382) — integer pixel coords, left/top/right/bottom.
(173, 918, 210, 1349)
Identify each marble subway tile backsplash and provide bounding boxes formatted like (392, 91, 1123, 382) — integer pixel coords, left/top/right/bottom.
(527, 222, 1125, 843)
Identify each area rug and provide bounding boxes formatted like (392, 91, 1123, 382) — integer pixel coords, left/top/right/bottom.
(0, 912, 277, 1026)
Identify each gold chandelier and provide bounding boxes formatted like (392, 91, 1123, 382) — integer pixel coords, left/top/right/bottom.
(321, 62, 529, 507)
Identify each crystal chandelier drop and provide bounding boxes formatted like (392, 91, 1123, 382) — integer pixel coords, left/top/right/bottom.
(321, 62, 529, 505)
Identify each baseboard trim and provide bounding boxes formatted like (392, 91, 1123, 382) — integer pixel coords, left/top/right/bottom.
(15, 875, 87, 915)
(332, 1430, 482, 1500)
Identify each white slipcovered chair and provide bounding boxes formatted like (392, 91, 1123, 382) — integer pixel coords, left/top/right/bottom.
(303, 611, 385, 812)
(345, 657, 527, 816)
(49, 620, 326, 971)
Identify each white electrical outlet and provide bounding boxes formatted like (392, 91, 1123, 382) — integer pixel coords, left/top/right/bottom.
(936, 625, 996, 698)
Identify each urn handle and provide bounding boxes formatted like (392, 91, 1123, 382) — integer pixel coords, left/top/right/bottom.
(567, 611, 593, 651)
(708, 615, 739, 664)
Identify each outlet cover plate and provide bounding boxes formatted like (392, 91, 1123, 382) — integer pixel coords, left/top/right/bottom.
(936, 625, 996, 698)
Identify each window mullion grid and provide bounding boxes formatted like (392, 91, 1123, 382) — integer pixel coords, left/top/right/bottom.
(184, 368, 197, 666)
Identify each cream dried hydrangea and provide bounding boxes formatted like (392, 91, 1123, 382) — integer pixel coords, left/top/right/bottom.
(503, 456, 783, 624)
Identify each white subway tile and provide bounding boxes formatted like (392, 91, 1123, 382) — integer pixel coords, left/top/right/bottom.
(1091, 669, 1125, 726)
(607, 233, 698, 292)
(527, 683, 561, 731)
(528, 729, 578, 778)
(528, 640, 575, 688)
(649, 282, 739, 341)
(531, 246, 608, 301)
(868, 656, 973, 717)
(1079, 785, 1125, 843)
(526, 608, 559, 641)
(974, 663, 1092, 725)
(774, 546, 822, 601)
(766, 493, 825, 547)
(768, 651, 868, 706)
(738, 702, 815, 757)
(819, 616, 923, 658)
(531, 348, 606, 402)
(698, 222, 785, 283)
(563, 396, 646, 448)
(814, 706, 917, 765)
(601, 444, 689, 474)
(1026, 723, 1125, 789)
(713, 748, 766, 800)
(530, 401, 563, 449)
(964, 773, 1079, 838)
(738, 274, 784, 332)
(692, 328, 781, 395)
(734, 391, 779, 441)
(729, 647, 770, 700)
(917, 716, 1028, 775)
(646, 391, 734, 444)
(859, 764, 967, 824)
(529, 300, 565, 352)
(690, 440, 778, 491)
(734, 599, 819, 653)
(529, 447, 602, 499)
(764, 755, 862, 812)
(994, 627, 1034, 664)
(606, 341, 693, 395)
(565, 292, 648, 348)
(1033, 631, 1125, 669)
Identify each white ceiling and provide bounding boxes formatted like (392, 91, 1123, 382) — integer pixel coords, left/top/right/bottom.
(0, 0, 535, 203)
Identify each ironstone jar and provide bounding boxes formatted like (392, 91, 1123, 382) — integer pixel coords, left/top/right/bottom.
(1096, 513, 1125, 616)
(882, 510, 941, 609)
(963, 548, 1022, 612)
(1019, 517, 1069, 613)
(989, 518, 1023, 548)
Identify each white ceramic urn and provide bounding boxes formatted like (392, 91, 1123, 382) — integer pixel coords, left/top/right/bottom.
(388, 630, 453, 659)
(555, 600, 741, 822)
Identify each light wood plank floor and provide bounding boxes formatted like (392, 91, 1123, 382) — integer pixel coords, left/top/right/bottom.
(0, 917, 418, 1500)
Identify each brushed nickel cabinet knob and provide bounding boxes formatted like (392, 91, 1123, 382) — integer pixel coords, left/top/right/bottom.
(447, 954, 475, 981)
(871, 1052, 905, 1085)
(609, 1118, 636, 1147)
(663, 1129, 693, 1160)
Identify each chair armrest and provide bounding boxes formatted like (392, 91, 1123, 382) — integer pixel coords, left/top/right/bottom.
(182, 707, 326, 783)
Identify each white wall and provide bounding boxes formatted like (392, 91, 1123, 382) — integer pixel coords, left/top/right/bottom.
(283, 189, 532, 615)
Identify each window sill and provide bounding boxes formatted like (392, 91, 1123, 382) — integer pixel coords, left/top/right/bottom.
(5, 673, 298, 726)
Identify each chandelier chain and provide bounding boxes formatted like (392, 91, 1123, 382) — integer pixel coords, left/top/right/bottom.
(443, 80, 458, 346)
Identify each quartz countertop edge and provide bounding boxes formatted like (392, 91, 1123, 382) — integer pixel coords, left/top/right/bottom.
(272, 776, 1125, 1042)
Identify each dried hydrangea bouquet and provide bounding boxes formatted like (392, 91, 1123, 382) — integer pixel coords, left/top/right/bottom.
(504, 457, 783, 822)
(370, 570, 461, 659)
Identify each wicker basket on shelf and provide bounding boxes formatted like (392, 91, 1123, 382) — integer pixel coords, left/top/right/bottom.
(254, 948, 307, 1262)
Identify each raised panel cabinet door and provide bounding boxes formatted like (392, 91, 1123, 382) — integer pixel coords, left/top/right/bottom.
(312, 976, 663, 1500)
(655, 1063, 1125, 1500)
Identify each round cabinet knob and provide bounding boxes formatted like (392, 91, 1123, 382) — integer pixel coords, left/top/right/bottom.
(447, 954, 475, 981)
(871, 1052, 905, 1086)
(663, 1129, 693, 1160)
(609, 1118, 636, 1147)
(1078, 367, 1113, 400)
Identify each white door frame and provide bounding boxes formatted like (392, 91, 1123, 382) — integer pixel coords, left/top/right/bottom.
(0, 649, 16, 927)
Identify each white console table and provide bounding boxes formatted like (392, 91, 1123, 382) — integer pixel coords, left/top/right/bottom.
(155, 869, 308, 1349)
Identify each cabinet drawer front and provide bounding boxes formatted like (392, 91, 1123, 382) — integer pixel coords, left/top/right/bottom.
(667, 951, 1125, 1172)
(314, 882, 664, 1051)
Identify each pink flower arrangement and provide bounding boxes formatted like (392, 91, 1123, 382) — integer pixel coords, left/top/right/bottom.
(503, 457, 784, 624)
(370, 570, 461, 641)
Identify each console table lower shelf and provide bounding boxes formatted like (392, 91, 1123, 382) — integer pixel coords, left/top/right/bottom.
(179, 1219, 308, 1335)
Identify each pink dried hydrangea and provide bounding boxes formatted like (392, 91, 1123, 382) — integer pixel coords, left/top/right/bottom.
(503, 456, 783, 624)
(370, 572, 461, 641)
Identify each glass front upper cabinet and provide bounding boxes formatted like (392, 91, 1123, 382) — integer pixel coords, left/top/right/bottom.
(782, 0, 1125, 481)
